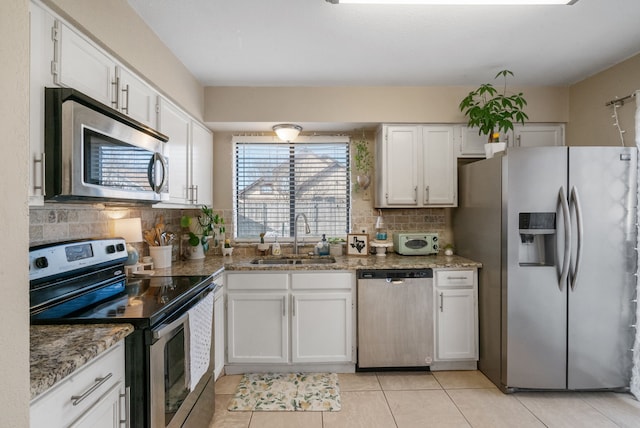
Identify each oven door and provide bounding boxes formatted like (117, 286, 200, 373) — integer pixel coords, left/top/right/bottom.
(149, 294, 215, 428)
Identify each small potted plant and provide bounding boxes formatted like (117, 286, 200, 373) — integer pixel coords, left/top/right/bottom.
(180, 206, 225, 259)
(222, 238, 233, 256)
(459, 70, 528, 158)
(327, 237, 345, 256)
(353, 132, 373, 191)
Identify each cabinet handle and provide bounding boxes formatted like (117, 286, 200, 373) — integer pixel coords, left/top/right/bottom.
(516, 134, 521, 147)
(283, 296, 286, 317)
(121, 83, 129, 114)
(111, 77, 119, 108)
(439, 292, 444, 312)
(119, 386, 130, 426)
(193, 185, 199, 204)
(414, 186, 417, 202)
(446, 276, 468, 280)
(33, 152, 45, 196)
(70, 373, 113, 406)
(292, 295, 296, 316)
(425, 186, 429, 202)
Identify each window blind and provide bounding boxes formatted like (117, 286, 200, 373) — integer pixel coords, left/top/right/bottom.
(234, 139, 350, 240)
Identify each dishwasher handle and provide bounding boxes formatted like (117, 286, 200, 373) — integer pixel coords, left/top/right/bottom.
(386, 278, 405, 285)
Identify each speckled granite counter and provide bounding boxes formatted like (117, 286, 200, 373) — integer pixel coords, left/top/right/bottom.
(149, 253, 480, 276)
(30, 324, 134, 400)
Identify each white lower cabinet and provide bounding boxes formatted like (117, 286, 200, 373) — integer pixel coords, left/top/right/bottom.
(225, 271, 355, 368)
(433, 269, 478, 363)
(30, 341, 127, 428)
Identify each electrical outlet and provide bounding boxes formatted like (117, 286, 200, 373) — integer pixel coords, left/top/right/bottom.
(361, 227, 368, 234)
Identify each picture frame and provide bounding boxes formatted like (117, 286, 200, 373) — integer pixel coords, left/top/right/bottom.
(347, 233, 369, 256)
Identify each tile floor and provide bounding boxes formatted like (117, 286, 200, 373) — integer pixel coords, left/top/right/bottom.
(207, 371, 640, 428)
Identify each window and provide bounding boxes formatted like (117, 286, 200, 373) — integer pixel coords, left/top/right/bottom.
(234, 136, 350, 240)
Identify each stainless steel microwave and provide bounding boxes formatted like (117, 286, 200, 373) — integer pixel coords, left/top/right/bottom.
(45, 88, 169, 203)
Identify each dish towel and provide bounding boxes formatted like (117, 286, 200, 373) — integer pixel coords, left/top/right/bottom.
(185, 291, 214, 391)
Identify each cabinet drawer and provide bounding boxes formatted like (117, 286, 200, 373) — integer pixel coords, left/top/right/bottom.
(291, 272, 353, 290)
(30, 341, 125, 428)
(435, 270, 474, 287)
(226, 273, 289, 290)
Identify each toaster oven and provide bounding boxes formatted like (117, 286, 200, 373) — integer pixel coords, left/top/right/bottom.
(393, 233, 439, 255)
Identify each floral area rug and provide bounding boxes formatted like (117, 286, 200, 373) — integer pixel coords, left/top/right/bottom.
(227, 372, 341, 412)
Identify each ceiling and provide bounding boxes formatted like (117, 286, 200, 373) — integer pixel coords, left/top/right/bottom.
(127, 0, 640, 131)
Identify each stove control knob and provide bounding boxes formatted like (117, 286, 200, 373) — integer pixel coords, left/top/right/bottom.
(34, 257, 48, 269)
(116, 243, 125, 252)
(106, 245, 115, 254)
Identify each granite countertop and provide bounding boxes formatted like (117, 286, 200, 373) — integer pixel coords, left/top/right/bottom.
(30, 324, 134, 400)
(149, 252, 481, 276)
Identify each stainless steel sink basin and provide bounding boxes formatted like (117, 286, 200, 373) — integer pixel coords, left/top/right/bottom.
(250, 256, 336, 265)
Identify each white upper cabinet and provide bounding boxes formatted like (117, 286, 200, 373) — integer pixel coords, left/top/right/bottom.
(29, 3, 55, 206)
(376, 124, 457, 208)
(457, 126, 488, 158)
(115, 67, 158, 128)
(53, 21, 116, 107)
(158, 97, 191, 205)
(190, 121, 214, 206)
(511, 124, 565, 148)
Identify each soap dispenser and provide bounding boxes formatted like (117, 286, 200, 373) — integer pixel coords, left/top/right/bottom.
(317, 234, 330, 256)
(272, 235, 281, 256)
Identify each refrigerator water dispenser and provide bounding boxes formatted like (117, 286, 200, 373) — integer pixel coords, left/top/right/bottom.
(518, 212, 556, 266)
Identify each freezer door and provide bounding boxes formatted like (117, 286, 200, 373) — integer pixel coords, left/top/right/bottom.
(504, 147, 568, 389)
(567, 147, 637, 390)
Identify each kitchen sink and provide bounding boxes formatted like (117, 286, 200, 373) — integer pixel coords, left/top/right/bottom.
(250, 256, 336, 265)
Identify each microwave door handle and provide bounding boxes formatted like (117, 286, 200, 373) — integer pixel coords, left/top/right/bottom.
(147, 153, 168, 194)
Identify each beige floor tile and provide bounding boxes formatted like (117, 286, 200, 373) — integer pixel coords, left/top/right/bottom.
(337, 372, 381, 391)
(385, 390, 471, 428)
(322, 391, 397, 428)
(516, 392, 619, 428)
(432, 370, 496, 389)
(377, 371, 442, 391)
(209, 394, 252, 428)
(216, 374, 244, 394)
(448, 388, 545, 428)
(578, 392, 640, 428)
(248, 411, 323, 428)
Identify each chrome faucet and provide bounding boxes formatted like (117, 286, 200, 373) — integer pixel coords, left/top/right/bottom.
(293, 213, 311, 255)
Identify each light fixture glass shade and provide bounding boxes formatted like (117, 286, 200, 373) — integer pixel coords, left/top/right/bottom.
(328, 0, 577, 4)
(113, 218, 143, 266)
(273, 124, 303, 141)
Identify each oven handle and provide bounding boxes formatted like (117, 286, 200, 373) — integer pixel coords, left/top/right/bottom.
(153, 312, 188, 340)
(152, 282, 216, 340)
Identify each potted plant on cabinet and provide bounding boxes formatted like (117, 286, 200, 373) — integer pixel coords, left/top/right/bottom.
(180, 206, 225, 259)
(459, 69, 528, 158)
(353, 132, 373, 191)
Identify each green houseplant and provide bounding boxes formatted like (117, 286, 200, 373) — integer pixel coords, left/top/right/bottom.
(353, 133, 373, 190)
(180, 206, 225, 253)
(459, 70, 528, 145)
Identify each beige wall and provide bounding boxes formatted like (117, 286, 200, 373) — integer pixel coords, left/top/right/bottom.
(205, 85, 569, 124)
(42, 0, 204, 120)
(568, 53, 640, 147)
(0, 0, 31, 426)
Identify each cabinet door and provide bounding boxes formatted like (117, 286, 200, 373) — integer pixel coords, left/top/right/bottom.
(29, 4, 56, 205)
(380, 126, 419, 206)
(68, 383, 123, 428)
(458, 126, 487, 158)
(158, 98, 190, 204)
(117, 67, 157, 128)
(190, 121, 214, 206)
(291, 292, 353, 363)
(227, 293, 288, 363)
(214, 288, 225, 380)
(435, 288, 477, 360)
(54, 21, 116, 107)
(422, 126, 456, 206)
(513, 124, 564, 148)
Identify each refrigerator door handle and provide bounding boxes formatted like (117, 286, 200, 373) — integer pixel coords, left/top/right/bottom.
(558, 186, 571, 290)
(569, 186, 584, 291)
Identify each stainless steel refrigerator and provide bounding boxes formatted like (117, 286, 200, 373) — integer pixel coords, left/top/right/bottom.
(454, 146, 637, 392)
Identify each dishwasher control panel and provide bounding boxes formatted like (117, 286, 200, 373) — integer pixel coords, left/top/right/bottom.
(358, 269, 433, 279)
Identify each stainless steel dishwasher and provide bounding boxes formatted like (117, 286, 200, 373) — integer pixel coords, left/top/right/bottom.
(357, 269, 434, 369)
